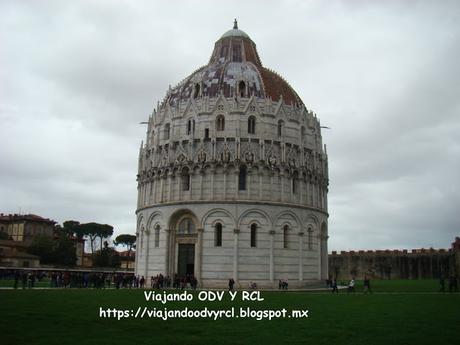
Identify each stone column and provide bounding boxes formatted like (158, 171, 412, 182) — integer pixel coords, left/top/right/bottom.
(300, 177, 304, 205)
(233, 228, 239, 282)
(269, 172, 274, 201)
(298, 231, 304, 281)
(211, 168, 215, 199)
(223, 169, 227, 200)
(199, 171, 204, 200)
(177, 174, 181, 201)
(144, 230, 150, 278)
(321, 235, 329, 280)
(159, 175, 164, 202)
(234, 168, 239, 199)
(247, 169, 251, 199)
(280, 172, 284, 202)
(188, 171, 193, 200)
(258, 170, 263, 200)
(168, 171, 173, 202)
(164, 228, 171, 275)
(317, 233, 322, 280)
(135, 231, 140, 274)
(196, 228, 203, 286)
(152, 177, 158, 204)
(269, 229, 275, 282)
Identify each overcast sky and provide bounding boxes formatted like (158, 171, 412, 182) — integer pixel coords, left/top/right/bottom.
(1, 0, 459, 252)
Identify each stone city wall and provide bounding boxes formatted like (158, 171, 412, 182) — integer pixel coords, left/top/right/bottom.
(328, 238, 460, 280)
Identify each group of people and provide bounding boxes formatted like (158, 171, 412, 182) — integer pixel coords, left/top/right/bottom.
(439, 274, 459, 292)
(3, 269, 135, 289)
(131, 274, 198, 290)
(326, 276, 372, 294)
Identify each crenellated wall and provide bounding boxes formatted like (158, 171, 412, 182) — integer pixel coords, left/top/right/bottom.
(328, 240, 460, 280)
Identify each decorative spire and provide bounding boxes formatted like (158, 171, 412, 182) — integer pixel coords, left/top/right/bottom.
(233, 18, 238, 30)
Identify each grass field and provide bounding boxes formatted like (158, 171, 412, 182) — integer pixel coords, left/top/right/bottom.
(1, 280, 458, 345)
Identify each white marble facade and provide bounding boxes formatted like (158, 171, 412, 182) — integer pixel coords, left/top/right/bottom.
(135, 22, 329, 288)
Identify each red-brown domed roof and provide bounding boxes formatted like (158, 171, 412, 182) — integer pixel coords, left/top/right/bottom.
(165, 21, 303, 107)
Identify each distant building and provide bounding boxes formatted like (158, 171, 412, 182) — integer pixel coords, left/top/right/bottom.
(328, 237, 460, 280)
(0, 240, 40, 268)
(0, 213, 56, 244)
(119, 250, 135, 270)
(0, 213, 84, 267)
(81, 250, 135, 271)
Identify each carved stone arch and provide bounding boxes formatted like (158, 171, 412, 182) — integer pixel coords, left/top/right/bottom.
(137, 214, 145, 230)
(274, 210, 301, 231)
(237, 208, 273, 229)
(211, 218, 227, 229)
(201, 208, 236, 230)
(146, 211, 164, 231)
(168, 208, 201, 230)
(304, 214, 319, 232)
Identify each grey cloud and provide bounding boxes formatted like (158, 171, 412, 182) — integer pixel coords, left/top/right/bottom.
(1, 0, 459, 249)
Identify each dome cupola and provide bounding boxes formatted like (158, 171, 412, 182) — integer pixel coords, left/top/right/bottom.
(164, 20, 303, 107)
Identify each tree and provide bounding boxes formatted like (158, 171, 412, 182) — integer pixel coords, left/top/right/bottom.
(27, 232, 77, 266)
(93, 241, 121, 268)
(98, 224, 114, 251)
(62, 220, 82, 238)
(53, 232, 77, 266)
(114, 234, 136, 269)
(28, 234, 55, 264)
(78, 222, 113, 256)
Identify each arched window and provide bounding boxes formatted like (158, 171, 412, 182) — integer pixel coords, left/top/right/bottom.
(178, 218, 195, 234)
(292, 176, 297, 194)
(154, 225, 160, 248)
(238, 81, 246, 97)
(216, 115, 225, 131)
(277, 120, 284, 138)
(164, 123, 170, 140)
(250, 223, 257, 247)
(239, 165, 247, 191)
(308, 227, 313, 250)
(283, 225, 289, 249)
(187, 119, 195, 135)
(248, 116, 256, 134)
(182, 167, 190, 191)
(215, 223, 222, 247)
(193, 83, 200, 99)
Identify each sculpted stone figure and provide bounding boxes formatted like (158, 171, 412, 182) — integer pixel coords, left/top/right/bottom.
(176, 152, 186, 164)
(197, 148, 207, 164)
(162, 148, 169, 166)
(244, 150, 255, 165)
(268, 153, 277, 167)
(221, 143, 231, 163)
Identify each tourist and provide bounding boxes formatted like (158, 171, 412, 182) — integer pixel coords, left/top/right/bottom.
(331, 278, 339, 293)
(348, 278, 355, 293)
(21, 271, 27, 289)
(14, 270, 20, 289)
(229, 278, 235, 291)
(363, 276, 372, 294)
(448, 274, 458, 293)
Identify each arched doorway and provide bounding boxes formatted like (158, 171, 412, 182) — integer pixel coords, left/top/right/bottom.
(167, 209, 201, 280)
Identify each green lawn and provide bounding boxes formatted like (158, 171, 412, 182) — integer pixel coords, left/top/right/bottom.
(0, 281, 458, 345)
